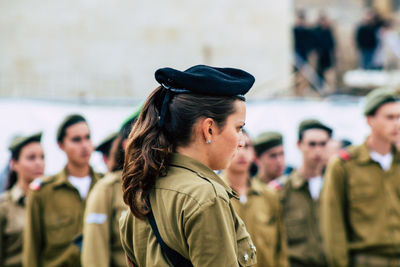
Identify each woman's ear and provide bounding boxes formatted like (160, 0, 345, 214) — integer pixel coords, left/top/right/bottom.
(201, 118, 214, 144)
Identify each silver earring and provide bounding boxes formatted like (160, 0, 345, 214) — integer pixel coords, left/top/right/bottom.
(206, 140, 212, 144)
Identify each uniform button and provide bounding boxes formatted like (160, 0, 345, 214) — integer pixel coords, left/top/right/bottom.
(251, 244, 256, 253)
(243, 254, 249, 262)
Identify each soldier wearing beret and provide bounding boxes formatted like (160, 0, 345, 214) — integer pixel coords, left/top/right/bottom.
(95, 132, 118, 172)
(253, 131, 286, 185)
(119, 65, 257, 266)
(271, 119, 332, 267)
(223, 131, 288, 267)
(82, 108, 141, 267)
(0, 132, 44, 267)
(321, 88, 400, 267)
(23, 114, 102, 267)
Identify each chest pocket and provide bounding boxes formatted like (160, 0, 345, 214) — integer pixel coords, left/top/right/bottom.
(285, 210, 307, 244)
(45, 214, 75, 246)
(236, 219, 257, 266)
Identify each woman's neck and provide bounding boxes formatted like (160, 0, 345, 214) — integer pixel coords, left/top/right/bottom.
(17, 177, 30, 194)
(225, 169, 249, 196)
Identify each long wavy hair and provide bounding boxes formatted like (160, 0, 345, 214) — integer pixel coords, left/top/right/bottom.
(122, 86, 242, 219)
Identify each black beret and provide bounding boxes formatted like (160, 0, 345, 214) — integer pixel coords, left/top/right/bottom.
(253, 131, 283, 156)
(9, 132, 42, 154)
(155, 65, 255, 97)
(95, 132, 118, 156)
(298, 119, 333, 138)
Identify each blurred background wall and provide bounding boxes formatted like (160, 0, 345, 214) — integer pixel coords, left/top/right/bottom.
(0, 0, 292, 100)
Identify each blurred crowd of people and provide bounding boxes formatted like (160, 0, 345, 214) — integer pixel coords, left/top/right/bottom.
(2, 84, 400, 266)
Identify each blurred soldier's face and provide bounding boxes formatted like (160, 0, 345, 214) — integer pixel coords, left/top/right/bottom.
(257, 145, 285, 181)
(12, 142, 45, 184)
(227, 134, 255, 173)
(298, 129, 330, 168)
(324, 139, 341, 165)
(368, 102, 400, 145)
(59, 122, 93, 167)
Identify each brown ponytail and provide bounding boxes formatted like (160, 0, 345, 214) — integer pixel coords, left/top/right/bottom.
(122, 86, 241, 219)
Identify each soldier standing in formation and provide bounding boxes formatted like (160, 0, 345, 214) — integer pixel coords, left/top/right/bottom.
(0, 132, 44, 267)
(23, 114, 102, 267)
(322, 88, 400, 267)
(119, 65, 257, 266)
(82, 108, 140, 267)
(253, 131, 286, 185)
(223, 131, 288, 267)
(271, 119, 332, 267)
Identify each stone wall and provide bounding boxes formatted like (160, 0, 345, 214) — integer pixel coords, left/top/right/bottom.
(0, 0, 292, 100)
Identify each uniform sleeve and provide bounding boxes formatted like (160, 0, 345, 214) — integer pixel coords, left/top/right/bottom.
(119, 211, 138, 267)
(184, 196, 239, 267)
(320, 157, 349, 267)
(23, 190, 43, 267)
(81, 182, 112, 267)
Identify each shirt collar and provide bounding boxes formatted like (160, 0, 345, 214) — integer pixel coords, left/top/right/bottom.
(170, 153, 237, 198)
(357, 141, 400, 164)
(289, 170, 308, 190)
(53, 166, 101, 188)
(10, 184, 25, 205)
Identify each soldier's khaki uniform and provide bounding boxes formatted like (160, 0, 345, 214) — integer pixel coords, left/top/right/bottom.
(0, 184, 26, 267)
(23, 167, 101, 267)
(82, 170, 127, 267)
(321, 143, 400, 267)
(275, 171, 326, 267)
(119, 153, 257, 267)
(229, 176, 288, 267)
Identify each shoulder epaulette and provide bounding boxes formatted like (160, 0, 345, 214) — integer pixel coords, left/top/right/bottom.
(338, 149, 351, 161)
(29, 178, 44, 191)
(268, 175, 289, 191)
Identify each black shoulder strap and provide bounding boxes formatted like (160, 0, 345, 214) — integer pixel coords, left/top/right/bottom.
(146, 199, 193, 267)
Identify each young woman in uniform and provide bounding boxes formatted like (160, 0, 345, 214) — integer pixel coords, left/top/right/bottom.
(120, 65, 257, 266)
(0, 132, 45, 266)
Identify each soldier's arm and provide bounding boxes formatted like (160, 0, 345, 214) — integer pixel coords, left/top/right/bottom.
(185, 196, 252, 267)
(321, 157, 349, 267)
(23, 190, 42, 267)
(81, 182, 112, 267)
(274, 194, 289, 267)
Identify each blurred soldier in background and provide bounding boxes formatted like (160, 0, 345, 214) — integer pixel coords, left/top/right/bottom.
(82, 107, 140, 267)
(0, 132, 44, 267)
(223, 131, 288, 267)
(23, 114, 102, 267)
(253, 131, 286, 185)
(322, 88, 400, 267)
(95, 132, 118, 172)
(271, 119, 332, 267)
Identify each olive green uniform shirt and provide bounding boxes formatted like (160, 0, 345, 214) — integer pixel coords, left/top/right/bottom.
(321, 142, 400, 267)
(82, 170, 127, 267)
(23, 167, 101, 267)
(277, 170, 326, 267)
(0, 184, 25, 267)
(119, 153, 257, 267)
(229, 177, 288, 267)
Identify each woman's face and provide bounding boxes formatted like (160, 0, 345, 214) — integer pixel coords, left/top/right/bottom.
(227, 134, 255, 173)
(12, 142, 45, 184)
(209, 100, 246, 170)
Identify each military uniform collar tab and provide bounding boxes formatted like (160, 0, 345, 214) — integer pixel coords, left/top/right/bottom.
(170, 153, 235, 196)
(290, 170, 308, 189)
(53, 166, 100, 188)
(356, 142, 373, 164)
(10, 184, 25, 204)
